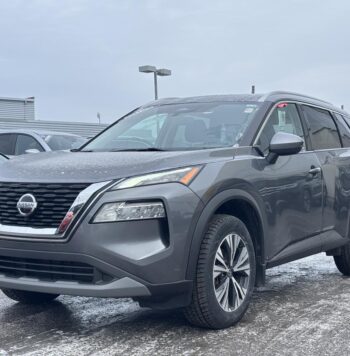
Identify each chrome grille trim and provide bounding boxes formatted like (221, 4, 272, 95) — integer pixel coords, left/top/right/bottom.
(0, 181, 111, 238)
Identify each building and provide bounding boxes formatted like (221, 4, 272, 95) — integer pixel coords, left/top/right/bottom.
(0, 96, 35, 121)
(0, 97, 107, 138)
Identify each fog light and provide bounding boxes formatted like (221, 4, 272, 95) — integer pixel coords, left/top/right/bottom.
(93, 202, 166, 223)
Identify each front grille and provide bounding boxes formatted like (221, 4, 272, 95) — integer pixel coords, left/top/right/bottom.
(0, 256, 112, 284)
(0, 182, 89, 229)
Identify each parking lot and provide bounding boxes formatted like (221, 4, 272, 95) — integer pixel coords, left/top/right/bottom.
(0, 253, 349, 356)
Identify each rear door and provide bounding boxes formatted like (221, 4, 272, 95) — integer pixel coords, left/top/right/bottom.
(300, 105, 350, 244)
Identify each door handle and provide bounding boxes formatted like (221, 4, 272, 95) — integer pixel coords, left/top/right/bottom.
(309, 167, 321, 176)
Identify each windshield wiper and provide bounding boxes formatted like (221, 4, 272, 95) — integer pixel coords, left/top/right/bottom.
(109, 148, 166, 152)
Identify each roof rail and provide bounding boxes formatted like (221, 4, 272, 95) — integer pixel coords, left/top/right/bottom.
(141, 97, 180, 107)
(259, 91, 332, 105)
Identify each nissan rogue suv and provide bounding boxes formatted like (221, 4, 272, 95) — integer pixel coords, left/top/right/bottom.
(1, 91, 350, 329)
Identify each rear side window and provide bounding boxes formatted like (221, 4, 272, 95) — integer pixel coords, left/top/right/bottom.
(342, 115, 350, 129)
(0, 134, 16, 155)
(334, 113, 350, 147)
(256, 103, 304, 154)
(15, 134, 44, 155)
(301, 105, 341, 150)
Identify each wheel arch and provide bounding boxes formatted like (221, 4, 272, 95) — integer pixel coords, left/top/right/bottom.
(186, 189, 267, 285)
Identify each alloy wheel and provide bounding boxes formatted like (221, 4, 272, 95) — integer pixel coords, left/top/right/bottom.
(213, 233, 250, 312)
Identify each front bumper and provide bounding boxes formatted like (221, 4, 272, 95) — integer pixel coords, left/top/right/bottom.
(0, 275, 150, 298)
(0, 183, 203, 308)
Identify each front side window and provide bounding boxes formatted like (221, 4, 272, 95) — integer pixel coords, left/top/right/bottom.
(256, 103, 304, 154)
(302, 105, 341, 150)
(15, 135, 44, 155)
(82, 102, 261, 152)
(0, 134, 16, 155)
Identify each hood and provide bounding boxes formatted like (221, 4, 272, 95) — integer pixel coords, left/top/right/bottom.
(0, 149, 234, 183)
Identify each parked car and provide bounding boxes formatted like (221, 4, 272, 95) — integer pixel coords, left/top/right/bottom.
(1, 91, 350, 329)
(0, 129, 87, 156)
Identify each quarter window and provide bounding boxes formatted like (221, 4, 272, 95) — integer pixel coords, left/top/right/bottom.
(302, 106, 341, 150)
(256, 103, 304, 154)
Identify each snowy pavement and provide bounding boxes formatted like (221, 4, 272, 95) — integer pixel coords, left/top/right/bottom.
(1, 253, 350, 355)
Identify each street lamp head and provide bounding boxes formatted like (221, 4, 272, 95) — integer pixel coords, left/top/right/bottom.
(156, 68, 172, 76)
(138, 65, 172, 100)
(139, 65, 157, 73)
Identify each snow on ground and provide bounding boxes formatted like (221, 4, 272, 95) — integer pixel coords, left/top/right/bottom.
(0, 253, 350, 355)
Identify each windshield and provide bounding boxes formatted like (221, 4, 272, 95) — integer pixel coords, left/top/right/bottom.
(44, 135, 87, 151)
(82, 102, 261, 152)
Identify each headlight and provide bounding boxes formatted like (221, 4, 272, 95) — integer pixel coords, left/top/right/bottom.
(112, 166, 201, 190)
(93, 201, 166, 223)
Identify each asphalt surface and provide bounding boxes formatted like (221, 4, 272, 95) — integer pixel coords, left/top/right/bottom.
(1, 253, 350, 356)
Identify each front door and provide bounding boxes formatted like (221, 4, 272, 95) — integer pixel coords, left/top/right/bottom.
(254, 102, 323, 260)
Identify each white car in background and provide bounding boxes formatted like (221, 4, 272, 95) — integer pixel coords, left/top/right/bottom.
(0, 129, 87, 156)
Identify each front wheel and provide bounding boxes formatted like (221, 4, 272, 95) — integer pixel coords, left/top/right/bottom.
(184, 214, 256, 329)
(1, 289, 59, 304)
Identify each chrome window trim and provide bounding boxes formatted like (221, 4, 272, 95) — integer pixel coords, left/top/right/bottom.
(0, 180, 113, 242)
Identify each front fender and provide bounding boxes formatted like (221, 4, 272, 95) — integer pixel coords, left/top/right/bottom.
(185, 188, 267, 281)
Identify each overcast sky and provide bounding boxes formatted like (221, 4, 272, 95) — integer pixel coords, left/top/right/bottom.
(0, 0, 349, 123)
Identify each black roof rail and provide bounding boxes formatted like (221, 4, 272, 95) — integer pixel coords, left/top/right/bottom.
(259, 91, 332, 105)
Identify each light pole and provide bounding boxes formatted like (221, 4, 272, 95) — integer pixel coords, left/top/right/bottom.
(139, 65, 172, 100)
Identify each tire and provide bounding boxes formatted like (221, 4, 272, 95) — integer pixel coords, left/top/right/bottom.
(334, 244, 350, 276)
(1, 288, 59, 304)
(184, 214, 256, 329)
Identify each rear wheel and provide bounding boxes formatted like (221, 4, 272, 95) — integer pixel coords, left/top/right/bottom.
(334, 244, 350, 276)
(1, 289, 59, 304)
(184, 214, 256, 329)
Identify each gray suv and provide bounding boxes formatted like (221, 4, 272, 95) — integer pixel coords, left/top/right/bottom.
(1, 91, 350, 329)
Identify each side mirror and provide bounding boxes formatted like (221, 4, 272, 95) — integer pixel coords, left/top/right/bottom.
(267, 132, 303, 164)
(25, 149, 41, 154)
